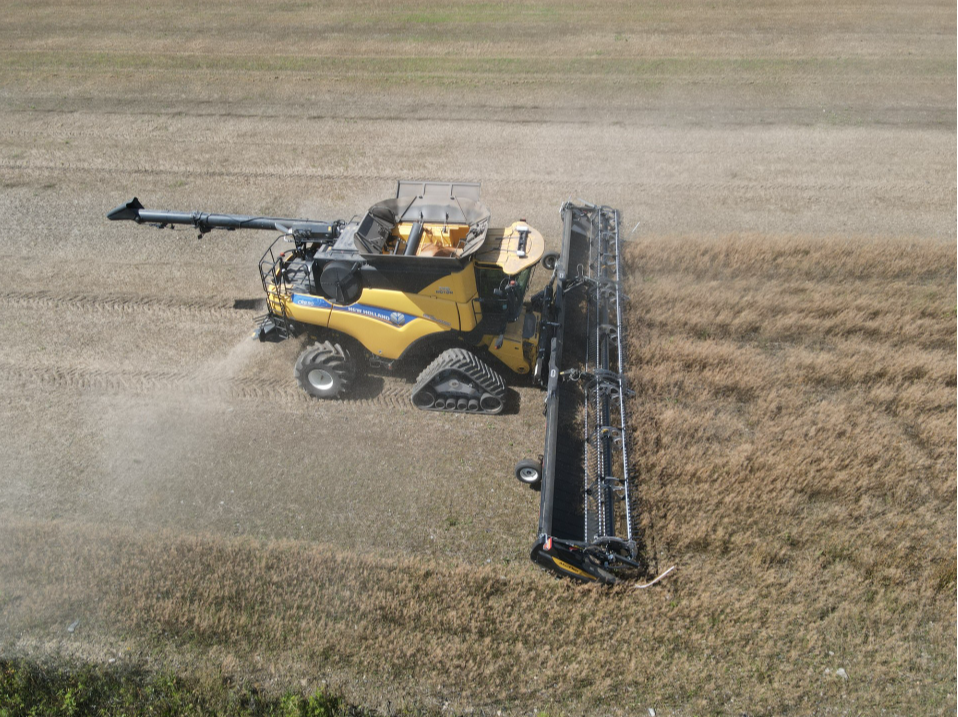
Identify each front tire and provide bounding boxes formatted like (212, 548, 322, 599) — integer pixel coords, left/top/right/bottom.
(294, 341, 354, 399)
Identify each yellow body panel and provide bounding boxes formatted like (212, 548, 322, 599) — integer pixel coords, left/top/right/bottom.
(276, 285, 471, 361)
(475, 221, 545, 276)
(280, 295, 331, 327)
(458, 302, 479, 333)
(327, 288, 462, 359)
(480, 308, 539, 374)
(327, 305, 445, 360)
(419, 264, 479, 303)
(362, 288, 462, 328)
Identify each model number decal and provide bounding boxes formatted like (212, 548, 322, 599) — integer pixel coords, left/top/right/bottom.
(423, 313, 450, 327)
(291, 294, 332, 309)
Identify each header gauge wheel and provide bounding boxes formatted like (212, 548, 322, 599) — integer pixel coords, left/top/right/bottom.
(541, 251, 559, 272)
(515, 459, 543, 486)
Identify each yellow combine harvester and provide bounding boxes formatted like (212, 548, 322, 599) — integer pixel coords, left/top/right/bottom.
(110, 181, 557, 414)
(109, 182, 641, 584)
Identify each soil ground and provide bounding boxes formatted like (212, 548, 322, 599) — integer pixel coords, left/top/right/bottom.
(0, 1, 954, 715)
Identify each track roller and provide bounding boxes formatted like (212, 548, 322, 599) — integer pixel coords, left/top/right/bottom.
(411, 348, 506, 415)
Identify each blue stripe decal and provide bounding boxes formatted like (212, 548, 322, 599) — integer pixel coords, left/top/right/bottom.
(291, 294, 332, 309)
(291, 293, 418, 327)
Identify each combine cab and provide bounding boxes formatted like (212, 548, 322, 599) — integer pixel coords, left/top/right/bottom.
(108, 185, 639, 583)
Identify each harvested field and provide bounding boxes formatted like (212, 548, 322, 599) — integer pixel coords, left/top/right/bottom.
(0, 0, 955, 715)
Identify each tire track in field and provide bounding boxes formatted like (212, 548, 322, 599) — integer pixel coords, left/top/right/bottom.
(5, 105, 950, 131)
(3, 161, 945, 198)
(5, 60, 940, 86)
(0, 290, 257, 320)
(2, 106, 626, 130)
(0, 360, 413, 410)
(0, 291, 413, 410)
(0, 162, 407, 185)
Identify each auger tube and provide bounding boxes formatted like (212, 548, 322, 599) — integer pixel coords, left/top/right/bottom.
(107, 197, 340, 240)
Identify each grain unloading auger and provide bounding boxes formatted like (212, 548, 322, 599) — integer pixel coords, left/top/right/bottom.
(520, 203, 641, 584)
(107, 185, 638, 583)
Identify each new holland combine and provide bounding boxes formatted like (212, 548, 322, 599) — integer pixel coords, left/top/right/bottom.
(108, 182, 640, 583)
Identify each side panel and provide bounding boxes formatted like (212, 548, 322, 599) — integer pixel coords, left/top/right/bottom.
(353, 258, 474, 297)
(457, 301, 479, 333)
(478, 308, 539, 375)
(418, 263, 479, 303)
(283, 293, 332, 328)
(326, 288, 457, 360)
(282, 264, 477, 359)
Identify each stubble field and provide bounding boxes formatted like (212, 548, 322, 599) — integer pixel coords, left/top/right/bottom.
(0, 1, 955, 715)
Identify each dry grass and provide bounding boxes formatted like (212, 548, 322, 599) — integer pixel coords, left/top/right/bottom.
(2, 234, 953, 715)
(1, 0, 953, 129)
(625, 234, 955, 711)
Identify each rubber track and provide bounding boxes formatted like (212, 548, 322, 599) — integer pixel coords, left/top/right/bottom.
(411, 348, 506, 414)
